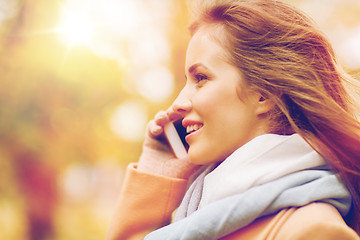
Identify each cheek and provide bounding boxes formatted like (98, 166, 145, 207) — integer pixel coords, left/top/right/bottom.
(194, 88, 240, 120)
(191, 92, 214, 115)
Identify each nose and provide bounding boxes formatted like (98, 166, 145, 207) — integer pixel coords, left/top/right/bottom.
(171, 89, 192, 116)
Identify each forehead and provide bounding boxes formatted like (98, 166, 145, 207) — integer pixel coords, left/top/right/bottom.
(186, 24, 231, 66)
(192, 22, 230, 44)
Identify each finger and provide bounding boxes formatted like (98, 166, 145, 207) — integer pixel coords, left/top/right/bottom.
(167, 106, 183, 121)
(147, 120, 163, 137)
(154, 110, 170, 126)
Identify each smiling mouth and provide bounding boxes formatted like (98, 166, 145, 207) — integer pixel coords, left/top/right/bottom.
(186, 124, 203, 134)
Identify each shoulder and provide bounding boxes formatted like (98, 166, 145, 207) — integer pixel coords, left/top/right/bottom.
(222, 202, 359, 240)
(273, 202, 359, 240)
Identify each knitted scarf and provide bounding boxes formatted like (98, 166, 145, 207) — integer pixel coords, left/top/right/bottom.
(145, 134, 351, 240)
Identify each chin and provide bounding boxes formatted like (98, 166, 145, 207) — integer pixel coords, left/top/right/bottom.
(188, 150, 205, 165)
(188, 149, 220, 165)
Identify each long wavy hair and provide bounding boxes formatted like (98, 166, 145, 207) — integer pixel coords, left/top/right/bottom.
(188, 0, 360, 233)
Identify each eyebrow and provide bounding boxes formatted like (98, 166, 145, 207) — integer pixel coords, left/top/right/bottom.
(188, 63, 209, 75)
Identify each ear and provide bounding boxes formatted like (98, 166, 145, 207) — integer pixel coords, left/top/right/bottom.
(255, 94, 275, 116)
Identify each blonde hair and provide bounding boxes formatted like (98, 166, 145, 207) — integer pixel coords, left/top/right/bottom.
(188, 0, 360, 233)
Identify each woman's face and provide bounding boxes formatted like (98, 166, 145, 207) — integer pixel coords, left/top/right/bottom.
(172, 26, 268, 165)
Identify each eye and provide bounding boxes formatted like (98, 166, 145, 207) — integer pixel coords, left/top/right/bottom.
(195, 74, 208, 83)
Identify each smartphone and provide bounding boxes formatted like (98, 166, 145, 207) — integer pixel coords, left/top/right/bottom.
(164, 119, 189, 159)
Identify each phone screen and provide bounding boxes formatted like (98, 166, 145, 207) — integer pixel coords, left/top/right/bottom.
(164, 118, 189, 158)
(172, 119, 189, 151)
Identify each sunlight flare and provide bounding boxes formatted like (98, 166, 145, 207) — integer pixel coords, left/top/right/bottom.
(57, 8, 95, 47)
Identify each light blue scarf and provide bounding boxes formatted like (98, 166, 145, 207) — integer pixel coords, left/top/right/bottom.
(145, 167, 351, 240)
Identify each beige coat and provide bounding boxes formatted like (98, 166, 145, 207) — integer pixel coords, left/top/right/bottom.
(106, 164, 359, 240)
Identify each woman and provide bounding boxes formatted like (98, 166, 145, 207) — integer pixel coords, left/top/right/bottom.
(106, 0, 360, 239)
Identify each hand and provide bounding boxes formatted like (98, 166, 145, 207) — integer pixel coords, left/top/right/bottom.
(137, 108, 200, 179)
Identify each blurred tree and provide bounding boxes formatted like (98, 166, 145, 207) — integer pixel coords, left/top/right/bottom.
(0, 0, 190, 238)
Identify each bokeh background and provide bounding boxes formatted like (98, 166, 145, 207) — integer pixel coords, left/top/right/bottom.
(0, 0, 359, 239)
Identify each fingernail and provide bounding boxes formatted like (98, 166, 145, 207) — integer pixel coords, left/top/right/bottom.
(152, 125, 163, 136)
(160, 111, 168, 119)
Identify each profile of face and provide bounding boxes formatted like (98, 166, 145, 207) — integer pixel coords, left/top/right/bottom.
(172, 25, 271, 165)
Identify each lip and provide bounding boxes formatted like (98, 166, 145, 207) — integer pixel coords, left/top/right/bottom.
(182, 119, 203, 143)
(185, 130, 198, 143)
